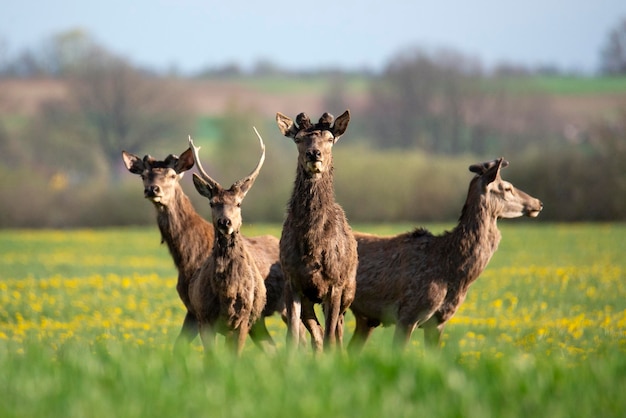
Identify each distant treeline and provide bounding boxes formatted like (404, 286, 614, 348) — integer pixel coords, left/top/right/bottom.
(0, 30, 625, 227)
(1, 135, 623, 228)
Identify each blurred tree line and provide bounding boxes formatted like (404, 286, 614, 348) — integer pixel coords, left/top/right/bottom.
(0, 23, 625, 228)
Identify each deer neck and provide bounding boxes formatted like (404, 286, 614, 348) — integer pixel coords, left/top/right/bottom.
(289, 165, 336, 219)
(155, 186, 212, 273)
(447, 196, 501, 288)
(212, 231, 247, 274)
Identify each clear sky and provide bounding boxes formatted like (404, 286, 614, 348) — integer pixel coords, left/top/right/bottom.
(2, 0, 625, 74)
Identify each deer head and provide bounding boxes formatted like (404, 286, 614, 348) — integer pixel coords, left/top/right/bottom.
(189, 130, 265, 236)
(469, 158, 543, 219)
(276, 110, 350, 179)
(122, 148, 195, 206)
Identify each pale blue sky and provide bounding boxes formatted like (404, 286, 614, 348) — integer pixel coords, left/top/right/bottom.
(2, 0, 625, 74)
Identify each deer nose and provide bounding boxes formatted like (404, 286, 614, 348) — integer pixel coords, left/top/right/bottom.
(144, 185, 160, 197)
(306, 149, 322, 161)
(217, 217, 231, 229)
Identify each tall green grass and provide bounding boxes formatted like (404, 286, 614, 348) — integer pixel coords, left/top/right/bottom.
(0, 224, 624, 417)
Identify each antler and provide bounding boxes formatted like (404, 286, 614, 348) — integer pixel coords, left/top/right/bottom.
(296, 113, 312, 130)
(188, 135, 220, 190)
(233, 127, 266, 190)
(317, 112, 334, 129)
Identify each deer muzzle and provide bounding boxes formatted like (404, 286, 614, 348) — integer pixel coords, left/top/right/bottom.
(525, 199, 544, 218)
(305, 149, 323, 174)
(217, 217, 234, 235)
(144, 185, 162, 202)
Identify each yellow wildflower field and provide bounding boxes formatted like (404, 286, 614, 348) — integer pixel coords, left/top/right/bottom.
(0, 224, 625, 418)
(0, 224, 624, 360)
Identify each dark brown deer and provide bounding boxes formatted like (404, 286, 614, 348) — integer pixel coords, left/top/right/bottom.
(122, 144, 286, 351)
(187, 130, 269, 355)
(276, 110, 358, 352)
(122, 148, 213, 350)
(348, 158, 543, 352)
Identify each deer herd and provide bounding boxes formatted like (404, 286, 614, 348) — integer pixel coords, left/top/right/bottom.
(122, 109, 543, 358)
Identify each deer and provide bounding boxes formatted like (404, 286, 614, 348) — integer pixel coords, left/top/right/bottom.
(187, 129, 271, 355)
(121, 144, 289, 352)
(347, 158, 543, 352)
(276, 110, 358, 352)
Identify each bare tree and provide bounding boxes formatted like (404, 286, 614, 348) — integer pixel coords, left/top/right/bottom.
(42, 29, 102, 76)
(364, 47, 483, 153)
(69, 54, 192, 170)
(364, 46, 556, 156)
(1, 29, 104, 77)
(600, 17, 626, 75)
(16, 31, 193, 181)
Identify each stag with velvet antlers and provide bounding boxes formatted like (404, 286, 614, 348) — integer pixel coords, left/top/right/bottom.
(276, 110, 358, 352)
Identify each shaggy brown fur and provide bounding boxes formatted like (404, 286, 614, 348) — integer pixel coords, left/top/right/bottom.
(277, 110, 358, 352)
(348, 158, 543, 351)
(187, 133, 270, 355)
(122, 147, 285, 351)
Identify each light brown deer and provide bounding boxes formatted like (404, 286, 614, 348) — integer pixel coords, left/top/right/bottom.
(188, 130, 270, 355)
(122, 145, 286, 351)
(276, 111, 358, 352)
(348, 158, 543, 351)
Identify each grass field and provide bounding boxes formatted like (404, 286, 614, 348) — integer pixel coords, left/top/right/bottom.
(0, 223, 625, 417)
(493, 75, 626, 95)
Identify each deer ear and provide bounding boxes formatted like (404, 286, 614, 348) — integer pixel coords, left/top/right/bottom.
(122, 151, 144, 175)
(469, 158, 509, 175)
(276, 112, 299, 138)
(235, 177, 255, 197)
(469, 163, 485, 174)
(331, 110, 350, 141)
(175, 148, 195, 173)
(192, 173, 217, 198)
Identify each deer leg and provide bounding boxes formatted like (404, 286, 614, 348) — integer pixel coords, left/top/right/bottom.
(199, 322, 217, 363)
(301, 298, 324, 352)
(235, 322, 250, 356)
(323, 287, 343, 350)
(335, 312, 345, 347)
(285, 283, 303, 348)
(173, 311, 199, 352)
(298, 320, 309, 348)
(280, 306, 307, 347)
(224, 331, 236, 352)
(423, 326, 442, 348)
(335, 286, 355, 347)
(393, 321, 417, 350)
(423, 321, 444, 349)
(348, 314, 375, 353)
(249, 319, 277, 354)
